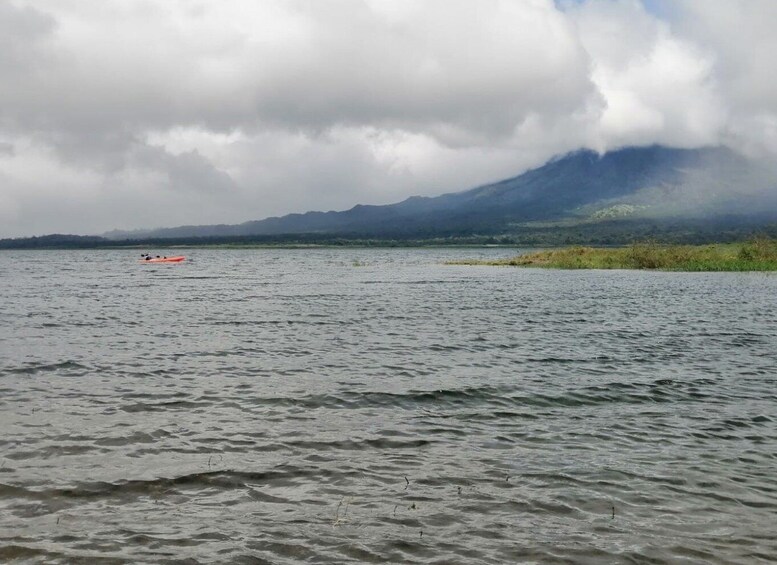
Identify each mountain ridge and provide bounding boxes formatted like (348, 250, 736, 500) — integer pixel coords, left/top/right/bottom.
(103, 144, 762, 240)
(3, 144, 776, 248)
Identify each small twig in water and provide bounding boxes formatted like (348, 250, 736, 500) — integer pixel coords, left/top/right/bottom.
(393, 504, 398, 516)
(612, 505, 615, 520)
(404, 476, 410, 490)
(333, 497, 353, 526)
(207, 454, 223, 470)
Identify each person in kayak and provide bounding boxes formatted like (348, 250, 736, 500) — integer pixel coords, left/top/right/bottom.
(140, 254, 183, 262)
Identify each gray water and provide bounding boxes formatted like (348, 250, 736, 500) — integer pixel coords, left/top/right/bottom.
(1, 248, 776, 564)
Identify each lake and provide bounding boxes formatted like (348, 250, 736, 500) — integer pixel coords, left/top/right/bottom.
(1, 248, 776, 564)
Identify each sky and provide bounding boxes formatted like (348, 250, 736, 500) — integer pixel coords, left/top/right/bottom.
(1, 0, 776, 238)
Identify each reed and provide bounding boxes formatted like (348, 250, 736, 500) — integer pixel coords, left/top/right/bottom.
(449, 237, 777, 271)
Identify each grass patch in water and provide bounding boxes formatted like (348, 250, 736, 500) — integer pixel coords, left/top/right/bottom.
(449, 237, 777, 271)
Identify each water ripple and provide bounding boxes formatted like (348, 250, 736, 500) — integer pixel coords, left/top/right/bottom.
(1, 249, 776, 563)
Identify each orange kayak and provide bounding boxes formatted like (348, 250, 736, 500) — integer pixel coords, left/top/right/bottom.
(140, 256, 185, 263)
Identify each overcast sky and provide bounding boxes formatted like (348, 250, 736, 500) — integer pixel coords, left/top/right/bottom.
(1, 0, 776, 237)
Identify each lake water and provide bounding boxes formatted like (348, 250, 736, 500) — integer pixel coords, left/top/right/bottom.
(1, 248, 776, 564)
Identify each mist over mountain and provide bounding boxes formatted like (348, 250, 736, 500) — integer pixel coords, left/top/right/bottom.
(102, 145, 777, 241)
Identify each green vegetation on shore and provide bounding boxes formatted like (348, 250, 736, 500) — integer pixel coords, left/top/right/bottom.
(450, 238, 777, 271)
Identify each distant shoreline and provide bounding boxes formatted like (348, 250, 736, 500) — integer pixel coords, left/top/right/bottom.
(3, 229, 777, 251)
(448, 239, 777, 271)
(0, 241, 523, 251)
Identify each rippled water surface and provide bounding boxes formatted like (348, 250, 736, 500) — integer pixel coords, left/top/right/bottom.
(1, 248, 776, 564)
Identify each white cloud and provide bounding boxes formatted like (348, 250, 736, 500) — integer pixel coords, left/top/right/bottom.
(667, 0, 777, 157)
(570, 0, 726, 151)
(0, 0, 775, 237)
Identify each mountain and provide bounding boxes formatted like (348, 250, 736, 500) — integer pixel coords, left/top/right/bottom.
(105, 145, 776, 241)
(3, 144, 775, 249)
